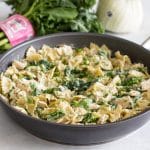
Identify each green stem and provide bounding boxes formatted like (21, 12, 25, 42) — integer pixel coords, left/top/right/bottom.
(24, 0, 38, 17)
(0, 48, 7, 53)
(0, 43, 12, 53)
(0, 38, 9, 47)
(0, 32, 5, 39)
(3, 43, 12, 50)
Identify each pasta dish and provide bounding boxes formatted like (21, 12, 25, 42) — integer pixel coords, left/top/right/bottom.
(0, 43, 150, 125)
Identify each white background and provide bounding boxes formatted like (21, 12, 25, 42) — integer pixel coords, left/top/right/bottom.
(0, 1, 150, 150)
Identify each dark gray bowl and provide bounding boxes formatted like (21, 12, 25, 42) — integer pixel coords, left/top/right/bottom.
(0, 33, 150, 145)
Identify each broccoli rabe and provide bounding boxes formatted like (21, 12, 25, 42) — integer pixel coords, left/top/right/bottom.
(82, 112, 99, 124)
(47, 110, 65, 121)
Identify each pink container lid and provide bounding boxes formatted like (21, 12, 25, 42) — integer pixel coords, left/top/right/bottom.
(0, 14, 35, 46)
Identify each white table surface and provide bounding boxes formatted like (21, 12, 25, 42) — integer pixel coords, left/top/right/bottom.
(0, 1, 150, 150)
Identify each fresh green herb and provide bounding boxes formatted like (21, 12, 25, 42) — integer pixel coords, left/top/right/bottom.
(111, 103, 117, 110)
(30, 83, 40, 96)
(116, 90, 128, 98)
(47, 110, 65, 121)
(28, 61, 36, 66)
(132, 95, 141, 108)
(116, 85, 132, 97)
(63, 78, 96, 93)
(127, 98, 140, 109)
(106, 70, 128, 79)
(70, 8, 104, 33)
(106, 70, 115, 78)
(71, 69, 84, 78)
(42, 88, 59, 94)
(43, 88, 54, 94)
(98, 101, 105, 105)
(54, 69, 61, 77)
(122, 77, 142, 86)
(19, 74, 32, 80)
(27, 97, 34, 104)
(36, 107, 43, 118)
(98, 50, 108, 58)
(82, 112, 99, 124)
(28, 60, 54, 71)
(64, 67, 88, 78)
(75, 48, 83, 52)
(137, 67, 148, 74)
(24, 76, 32, 80)
(6, 0, 104, 35)
(39, 60, 55, 70)
(62, 58, 68, 65)
(71, 98, 92, 109)
(106, 70, 119, 78)
(82, 57, 90, 65)
(105, 99, 114, 107)
(71, 0, 96, 9)
(70, 68, 88, 78)
(64, 67, 72, 76)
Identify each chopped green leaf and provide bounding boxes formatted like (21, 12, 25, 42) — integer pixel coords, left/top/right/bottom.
(28, 60, 54, 71)
(39, 60, 55, 70)
(27, 97, 34, 104)
(122, 77, 142, 86)
(82, 112, 99, 124)
(71, 98, 92, 109)
(42, 88, 58, 94)
(98, 50, 108, 58)
(83, 57, 90, 65)
(47, 110, 65, 121)
(30, 83, 40, 96)
(137, 67, 148, 74)
(63, 79, 93, 93)
(64, 67, 88, 78)
(75, 48, 83, 52)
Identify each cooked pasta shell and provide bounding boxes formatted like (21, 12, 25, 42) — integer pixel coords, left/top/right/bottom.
(100, 58, 113, 70)
(26, 53, 43, 62)
(47, 48, 60, 61)
(1, 75, 14, 94)
(37, 101, 48, 108)
(26, 46, 36, 57)
(59, 45, 73, 56)
(114, 96, 132, 109)
(129, 70, 145, 77)
(89, 103, 100, 110)
(98, 114, 109, 124)
(88, 66, 104, 76)
(129, 90, 140, 97)
(5, 66, 19, 75)
(141, 79, 150, 91)
(12, 60, 27, 70)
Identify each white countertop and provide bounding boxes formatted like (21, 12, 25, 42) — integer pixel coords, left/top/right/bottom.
(0, 1, 150, 150)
